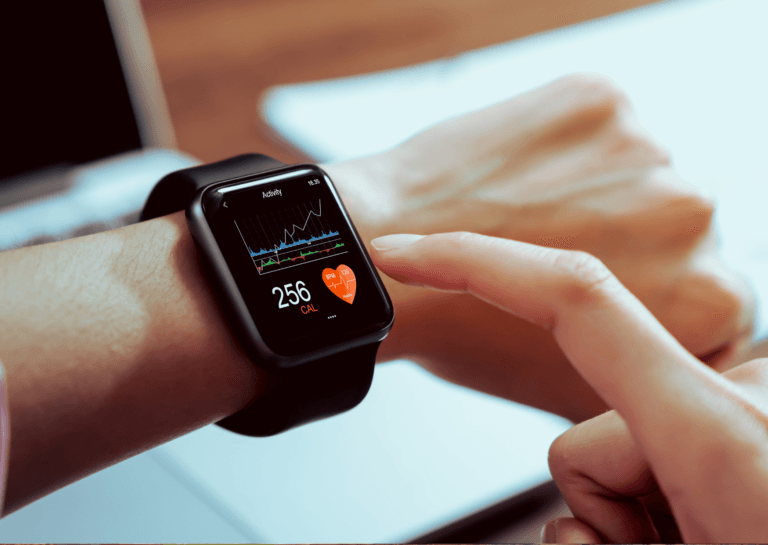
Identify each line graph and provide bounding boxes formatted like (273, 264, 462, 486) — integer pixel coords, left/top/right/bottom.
(235, 199, 348, 274)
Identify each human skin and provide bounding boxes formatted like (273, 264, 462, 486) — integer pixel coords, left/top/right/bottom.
(342, 74, 754, 421)
(0, 75, 753, 515)
(369, 231, 768, 542)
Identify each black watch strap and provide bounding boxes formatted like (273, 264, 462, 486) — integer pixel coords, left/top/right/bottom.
(139, 154, 285, 222)
(218, 343, 377, 436)
(141, 154, 380, 436)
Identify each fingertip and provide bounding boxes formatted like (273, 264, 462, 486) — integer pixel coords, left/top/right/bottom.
(369, 234, 425, 252)
(368, 234, 430, 288)
(541, 517, 603, 543)
(540, 518, 558, 543)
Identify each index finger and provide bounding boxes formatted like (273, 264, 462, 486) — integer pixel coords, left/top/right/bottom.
(370, 232, 761, 485)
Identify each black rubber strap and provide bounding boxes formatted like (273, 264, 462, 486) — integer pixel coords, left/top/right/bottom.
(139, 154, 285, 222)
(141, 153, 380, 436)
(218, 343, 377, 436)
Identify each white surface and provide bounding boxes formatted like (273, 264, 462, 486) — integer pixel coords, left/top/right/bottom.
(158, 361, 569, 543)
(0, 362, 567, 543)
(0, 450, 260, 542)
(0, 148, 198, 248)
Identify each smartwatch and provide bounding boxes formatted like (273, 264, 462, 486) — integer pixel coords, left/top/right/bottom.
(140, 154, 394, 436)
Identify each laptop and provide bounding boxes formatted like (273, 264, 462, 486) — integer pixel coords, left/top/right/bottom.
(0, 0, 194, 250)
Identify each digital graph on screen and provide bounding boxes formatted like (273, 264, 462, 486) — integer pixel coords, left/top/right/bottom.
(234, 199, 347, 275)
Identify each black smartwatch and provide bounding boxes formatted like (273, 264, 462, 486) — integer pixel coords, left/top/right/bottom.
(141, 154, 394, 437)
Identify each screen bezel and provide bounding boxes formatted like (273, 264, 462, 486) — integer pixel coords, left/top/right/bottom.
(186, 164, 394, 370)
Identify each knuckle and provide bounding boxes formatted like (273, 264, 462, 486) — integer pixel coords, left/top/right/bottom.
(547, 430, 574, 481)
(690, 435, 762, 485)
(688, 188, 716, 219)
(672, 268, 752, 347)
(656, 173, 716, 223)
(436, 231, 481, 252)
(728, 358, 768, 385)
(430, 232, 486, 292)
(611, 119, 671, 165)
(557, 73, 630, 110)
(670, 191, 715, 236)
(632, 169, 715, 247)
(554, 250, 615, 306)
(699, 271, 748, 319)
(659, 190, 716, 244)
(548, 427, 592, 490)
(552, 74, 671, 165)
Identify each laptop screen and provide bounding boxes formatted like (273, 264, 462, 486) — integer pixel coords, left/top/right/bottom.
(1, 1, 142, 182)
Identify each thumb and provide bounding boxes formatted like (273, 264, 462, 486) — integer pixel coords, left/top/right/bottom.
(541, 517, 602, 543)
(370, 232, 768, 542)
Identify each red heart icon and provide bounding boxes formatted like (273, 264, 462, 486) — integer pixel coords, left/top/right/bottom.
(322, 265, 356, 304)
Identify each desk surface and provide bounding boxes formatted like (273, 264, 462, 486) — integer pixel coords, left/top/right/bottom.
(140, 0, 660, 164)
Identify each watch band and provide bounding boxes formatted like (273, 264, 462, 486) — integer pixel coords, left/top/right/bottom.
(218, 343, 377, 436)
(139, 154, 285, 222)
(141, 154, 380, 436)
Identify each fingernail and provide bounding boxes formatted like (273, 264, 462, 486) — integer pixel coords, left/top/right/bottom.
(370, 234, 425, 251)
(540, 519, 558, 543)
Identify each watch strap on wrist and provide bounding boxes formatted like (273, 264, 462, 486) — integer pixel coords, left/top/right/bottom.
(140, 153, 381, 437)
(140, 154, 285, 222)
(217, 343, 378, 436)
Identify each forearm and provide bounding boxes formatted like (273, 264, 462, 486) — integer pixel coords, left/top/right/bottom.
(0, 212, 267, 514)
(0, 154, 409, 516)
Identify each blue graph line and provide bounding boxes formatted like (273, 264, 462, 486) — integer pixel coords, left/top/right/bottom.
(247, 230, 339, 257)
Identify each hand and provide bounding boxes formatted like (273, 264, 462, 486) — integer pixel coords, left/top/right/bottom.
(369, 232, 768, 542)
(543, 355, 768, 543)
(327, 74, 754, 422)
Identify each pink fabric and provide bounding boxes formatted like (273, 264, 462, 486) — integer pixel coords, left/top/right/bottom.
(0, 361, 8, 515)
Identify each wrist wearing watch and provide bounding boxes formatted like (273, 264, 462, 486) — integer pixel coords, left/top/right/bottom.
(141, 154, 394, 436)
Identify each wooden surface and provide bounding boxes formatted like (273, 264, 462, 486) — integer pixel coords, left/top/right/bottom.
(140, 0, 660, 164)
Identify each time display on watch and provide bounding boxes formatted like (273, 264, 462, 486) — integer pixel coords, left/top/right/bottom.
(200, 166, 393, 357)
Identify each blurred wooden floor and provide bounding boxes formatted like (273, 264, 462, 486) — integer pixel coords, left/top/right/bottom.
(140, 0, 659, 164)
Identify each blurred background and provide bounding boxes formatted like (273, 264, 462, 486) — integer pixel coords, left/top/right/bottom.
(140, 0, 658, 164)
(1, 0, 767, 542)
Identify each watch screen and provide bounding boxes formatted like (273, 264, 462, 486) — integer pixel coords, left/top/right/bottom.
(201, 166, 393, 357)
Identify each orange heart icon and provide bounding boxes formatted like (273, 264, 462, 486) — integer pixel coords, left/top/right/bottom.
(322, 265, 356, 304)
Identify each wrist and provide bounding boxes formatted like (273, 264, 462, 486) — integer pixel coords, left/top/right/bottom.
(116, 212, 271, 424)
(1, 213, 270, 513)
(321, 158, 403, 244)
(321, 157, 427, 363)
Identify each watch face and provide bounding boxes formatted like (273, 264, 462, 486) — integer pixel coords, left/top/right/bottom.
(199, 166, 394, 358)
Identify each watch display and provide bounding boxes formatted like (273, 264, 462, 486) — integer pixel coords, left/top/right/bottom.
(199, 166, 393, 357)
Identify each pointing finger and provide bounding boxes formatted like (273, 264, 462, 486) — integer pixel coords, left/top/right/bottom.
(370, 232, 766, 497)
